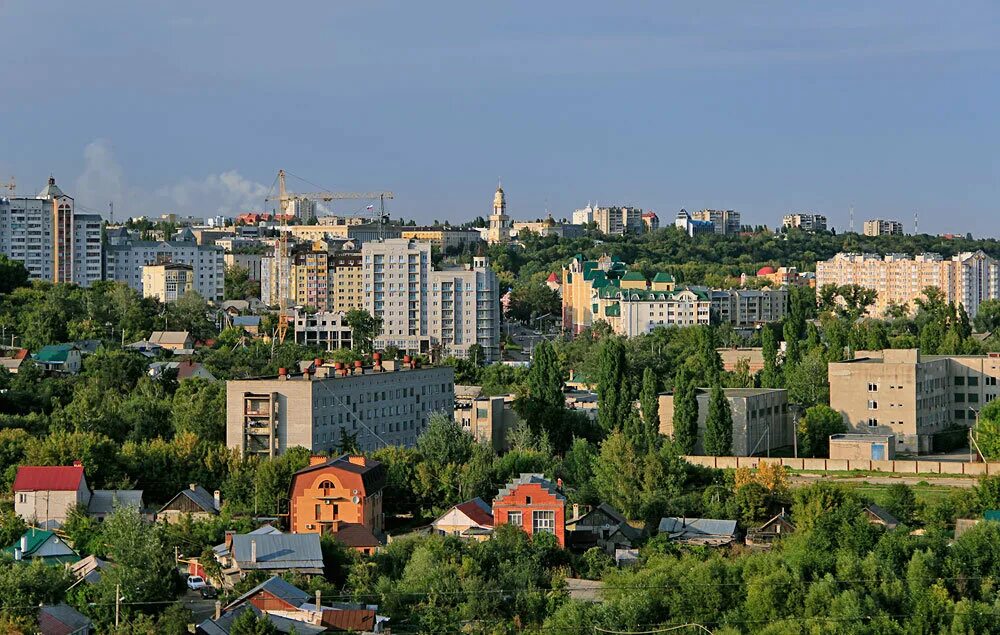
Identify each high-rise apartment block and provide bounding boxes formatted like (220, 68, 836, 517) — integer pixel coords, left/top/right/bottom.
(690, 209, 741, 235)
(142, 263, 195, 303)
(782, 213, 827, 232)
(362, 239, 500, 361)
(0, 178, 102, 286)
(816, 251, 1000, 318)
(593, 206, 645, 236)
(226, 361, 456, 456)
(829, 349, 1000, 453)
(863, 219, 904, 236)
(105, 237, 225, 301)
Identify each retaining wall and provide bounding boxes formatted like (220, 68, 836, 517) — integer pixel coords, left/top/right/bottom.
(683, 455, 998, 476)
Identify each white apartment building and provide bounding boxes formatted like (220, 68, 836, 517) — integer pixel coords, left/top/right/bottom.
(863, 219, 904, 236)
(106, 239, 225, 301)
(362, 239, 501, 362)
(593, 206, 645, 236)
(783, 213, 828, 232)
(690, 209, 741, 236)
(816, 251, 1000, 318)
(0, 177, 102, 286)
(573, 204, 595, 226)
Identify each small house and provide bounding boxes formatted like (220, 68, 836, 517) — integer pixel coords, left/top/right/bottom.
(433, 497, 494, 541)
(5, 529, 78, 565)
(33, 344, 83, 374)
(331, 522, 383, 556)
(566, 503, 642, 554)
(863, 504, 899, 530)
(658, 517, 738, 547)
(148, 330, 194, 352)
(214, 532, 324, 587)
(157, 484, 221, 523)
(38, 603, 93, 635)
(493, 473, 566, 547)
(745, 511, 796, 548)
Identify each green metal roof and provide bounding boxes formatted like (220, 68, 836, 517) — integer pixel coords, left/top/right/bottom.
(591, 277, 611, 289)
(34, 344, 77, 363)
(604, 302, 621, 317)
(621, 271, 647, 282)
(652, 272, 675, 283)
(4, 529, 78, 564)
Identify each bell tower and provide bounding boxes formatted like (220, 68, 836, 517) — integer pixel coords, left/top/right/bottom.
(487, 181, 510, 244)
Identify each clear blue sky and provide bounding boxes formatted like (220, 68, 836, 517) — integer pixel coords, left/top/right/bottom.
(1, 1, 997, 233)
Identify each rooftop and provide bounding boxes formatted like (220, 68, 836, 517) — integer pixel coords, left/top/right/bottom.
(13, 465, 85, 492)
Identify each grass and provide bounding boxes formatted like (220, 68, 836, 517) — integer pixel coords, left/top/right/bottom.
(839, 481, 960, 506)
(788, 468, 977, 479)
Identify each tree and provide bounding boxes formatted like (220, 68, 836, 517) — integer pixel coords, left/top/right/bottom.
(692, 326, 722, 386)
(345, 309, 382, 355)
(784, 348, 830, 408)
(797, 404, 846, 458)
(703, 384, 732, 456)
(672, 367, 699, 454)
(171, 378, 226, 443)
(224, 265, 260, 301)
(973, 299, 1000, 334)
(881, 483, 916, 524)
(0, 255, 29, 294)
(417, 412, 473, 467)
(596, 337, 630, 433)
(638, 367, 661, 450)
(229, 607, 280, 634)
(760, 325, 781, 388)
(974, 400, 1000, 461)
(526, 340, 563, 409)
(506, 281, 560, 324)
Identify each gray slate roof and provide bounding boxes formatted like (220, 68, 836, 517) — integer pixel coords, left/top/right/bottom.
(224, 575, 310, 612)
(658, 517, 737, 538)
(232, 533, 323, 570)
(39, 603, 91, 631)
(159, 484, 218, 515)
(87, 490, 143, 515)
(197, 603, 325, 635)
(495, 473, 566, 503)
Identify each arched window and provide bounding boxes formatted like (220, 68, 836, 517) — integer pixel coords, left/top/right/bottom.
(318, 480, 335, 490)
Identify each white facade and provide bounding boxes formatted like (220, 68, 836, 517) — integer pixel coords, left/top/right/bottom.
(72, 214, 103, 287)
(573, 204, 594, 226)
(783, 213, 827, 232)
(428, 257, 500, 362)
(293, 310, 353, 350)
(106, 239, 225, 301)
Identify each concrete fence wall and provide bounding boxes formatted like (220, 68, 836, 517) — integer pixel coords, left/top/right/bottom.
(683, 455, 998, 476)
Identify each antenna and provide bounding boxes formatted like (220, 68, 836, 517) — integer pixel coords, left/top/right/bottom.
(849, 206, 854, 233)
(914, 211, 919, 235)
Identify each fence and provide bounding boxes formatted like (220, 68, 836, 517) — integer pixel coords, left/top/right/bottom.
(683, 455, 1000, 476)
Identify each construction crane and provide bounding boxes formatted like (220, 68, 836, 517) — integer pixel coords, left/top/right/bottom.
(265, 169, 394, 223)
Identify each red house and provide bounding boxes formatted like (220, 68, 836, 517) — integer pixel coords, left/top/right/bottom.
(493, 473, 567, 547)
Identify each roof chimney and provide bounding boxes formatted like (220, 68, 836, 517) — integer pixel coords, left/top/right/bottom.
(213, 490, 221, 511)
(315, 589, 322, 611)
(278, 367, 288, 380)
(250, 539, 257, 563)
(20, 534, 27, 552)
(224, 531, 234, 553)
(189, 483, 197, 491)
(309, 455, 328, 466)
(14, 548, 22, 561)
(72, 460, 82, 467)
(214, 601, 222, 620)
(348, 455, 367, 467)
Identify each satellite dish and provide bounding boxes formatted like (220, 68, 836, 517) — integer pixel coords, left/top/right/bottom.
(351, 495, 360, 505)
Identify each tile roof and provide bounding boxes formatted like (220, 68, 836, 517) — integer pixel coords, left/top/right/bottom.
(652, 272, 675, 283)
(454, 497, 494, 527)
(13, 465, 85, 492)
(495, 473, 566, 503)
(334, 523, 382, 549)
(620, 271, 647, 282)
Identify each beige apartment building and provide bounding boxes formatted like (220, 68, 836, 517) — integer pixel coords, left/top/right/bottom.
(454, 387, 521, 452)
(863, 219, 904, 236)
(141, 263, 194, 303)
(226, 361, 456, 457)
(592, 206, 645, 236)
(690, 209, 741, 236)
(829, 349, 1000, 454)
(329, 250, 364, 312)
(658, 388, 792, 456)
(400, 227, 482, 251)
(782, 213, 827, 232)
(816, 251, 1000, 318)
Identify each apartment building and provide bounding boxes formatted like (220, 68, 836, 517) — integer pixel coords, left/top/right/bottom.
(641, 211, 660, 231)
(329, 250, 364, 312)
(691, 209, 741, 236)
(293, 310, 353, 350)
(782, 213, 827, 232)
(616, 287, 713, 333)
(511, 218, 585, 240)
(106, 239, 224, 300)
(142, 263, 194, 303)
(815, 251, 1000, 318)
(561, 254, 629, 333)
(829, 349, 1000, 454)
(711, 288, 789, 328)
(674, 210, 715, 237)
(282, 223, 401, 244)
(291, 245, 330, 310)
(362, 239, 500, 362)
(863, 219, 904, 237)
(223, 253, 263, 281)
(225, 360, 456, 456)
(658, 388, 792, 456)
(399, 227, 482, 251)
(593, 206, 645, 236)
(0, 178, 102, 286)
(572, 204, 595, 226)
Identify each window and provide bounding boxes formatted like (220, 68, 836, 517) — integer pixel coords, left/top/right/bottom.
(969, 376, 980, 387)
(868, 400, 878, 409)
(955, 393, 965, 403)
(867, 418, 878, 427)
(955, 409, 966, 420)
(969, 393, 980, 403)
(319, 480, 335, 490)
(525, 496, 532, 505)
(955, 376, 966, 386)
(507, 511, 523, 527)
(533, 510, 556, 534)
(315, 504, 322, 520)
(17, 494, 26, 504)
(868, 383, 878, 392)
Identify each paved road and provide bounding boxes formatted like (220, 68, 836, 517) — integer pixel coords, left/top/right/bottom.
(789, 472, 976, 488)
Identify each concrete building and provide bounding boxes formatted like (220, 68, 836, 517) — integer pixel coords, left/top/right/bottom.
(487, 185, 511, 244)
(782, 213, 827, 232)
(863, 219, 904, 237)
(658, 388, 792, 456)
(641, 211, 660, 232)
(329, 251, 364, 313)
(293, 310, 353, 350)
(829, 434, 897, 461)
(362, 239, 500, 362)
(593, 206, 644, 236)
(572, 204, 594, 226)
(224, 253, 263, 281)
(283, 223, 401, 245)
(674, 209, 716, 237)
(815, 251, 1000, 318)
(226, 361, 455, 456)
(711, 288, 789, 328)
(0, 177, 102, 286)
(691, 209, 741, 235)
(511, 217, 584, 240)
(106, 239, 224, 301)
(142, 263, 195, 303)
(828, 349, 1000, 453)
(400, 227, 482, 251)
(454, 386, 521, 451)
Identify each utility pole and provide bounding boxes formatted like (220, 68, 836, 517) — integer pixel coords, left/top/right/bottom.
(115, 584, 121, 627)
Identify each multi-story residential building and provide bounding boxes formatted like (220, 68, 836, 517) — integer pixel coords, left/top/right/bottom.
(593, 206, 644, 236)
(782, 213, 827, 232)
(658, 388, 792, 456)
(863, 219, 905, 236)
(454, 387, 521, 451)
(329, 250, 364, 312)
(293, 310, 353, 350)
(487, 185, 511, 244)
(641, 211, 660, 231)
(288, 454, 385, 542)
(711, 288, 789, 327)
(561, 254, 629, 333)
(223, 253, 263, 281)
(615, 287, 713, 333)
(260, 252, 292, 307)
(511, 217, 585, 239)
(674, 209, 715, 237)
(362, 239, 500, 361)
(142, 263, 194, 303)
(829, 349, 1000, 454)
(0, 177, 102, 286)
(399, 227, 483, 251)
(691, 209, 741, 235)
(493, 473, 567, 547)
(815, 251, 1000, 318)
(106, 238, 225, 300)
(226, 360, 455, 456)
(283, 223, 401, 244)
(750, 266, 816, 288)
(291, 244, 330, 310)
(572, 204, 594, 226)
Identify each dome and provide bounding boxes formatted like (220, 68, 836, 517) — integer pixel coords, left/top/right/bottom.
(757, 266, 776, 276)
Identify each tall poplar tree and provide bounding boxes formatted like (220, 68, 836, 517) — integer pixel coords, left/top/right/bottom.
(672, 366, 699, 454)
(638, 367, 661, 450)
(526, 340, 563, 409)
(760, 325, 781, 388)
(597, 337, 629, 433)
(703, 384, 733, 456)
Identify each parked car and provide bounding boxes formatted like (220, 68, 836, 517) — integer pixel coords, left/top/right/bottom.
(186, 575, 206, 590)
(200, 585, 218, 599)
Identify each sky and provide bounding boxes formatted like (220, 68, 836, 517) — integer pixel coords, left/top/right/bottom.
(1, 1, 998, 234)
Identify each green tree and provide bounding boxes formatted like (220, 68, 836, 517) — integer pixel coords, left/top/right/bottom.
(672, 367, 699, 454)
(973, 299, 1000, 334)
(229, 607, 280, 634)
(596, 337, 630, 433)
(171, 378, 226, 443)
(82, 349, 149, 394)
(784, 348, 830, 408)
(526, 340, 563, 409)
(224, 264, 260, 301)
(881, 483, 916, 524)
(703, 384, 732, 456)
(345, 309, 382, 355)
(760, 325, 781, 388)
(417, 412, 473, 467)
(638, 367, 661, 450)
(797, 404, 846, 458)
(0, 255, 29, 293)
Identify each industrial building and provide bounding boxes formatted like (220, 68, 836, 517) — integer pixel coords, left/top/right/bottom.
(658, 388, 792, 456)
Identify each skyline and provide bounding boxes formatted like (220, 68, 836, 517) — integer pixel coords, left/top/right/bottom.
(2, 1, 997, 233)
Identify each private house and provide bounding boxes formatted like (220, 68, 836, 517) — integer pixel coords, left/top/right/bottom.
(68, 555, 109, 589)
(124, 340, 165, 357)
(12, 464, 143, 529)
(148, 330, 194, 352)
(37, 603, 93, 635)
(0, 348, 29, 374)
(288, 455, 386, 539)
(5, 529, 78, 565)
(232, 315, 262, 336)
(331, 523, 382, 556)
(745, 511, 796, 548)
(566, 503, 642, 554)
(432, 498, 494, 541)
(657, 517, 738, 547)
(157, 484, 221, 523)
(214, 531, 324, 587)
(493, 473, 567, 547)
(864, 504, 900, 530)
(148, 360, 217, 381)
(33, 344, 83, 374)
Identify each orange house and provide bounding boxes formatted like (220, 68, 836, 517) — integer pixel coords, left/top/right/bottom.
(493, 473, 567, 547)
(288, 455, 386, 539)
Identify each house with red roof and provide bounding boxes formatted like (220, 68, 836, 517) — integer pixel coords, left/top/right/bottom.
(493, 473, 567, 547)
(288, 455, 386, 551)
(13, 463, 143, 529)
(432, 497, 494, 541)
(545, 272, 561, 294)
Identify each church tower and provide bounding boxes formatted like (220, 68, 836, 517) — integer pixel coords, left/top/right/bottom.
(487, 182, 510, 244)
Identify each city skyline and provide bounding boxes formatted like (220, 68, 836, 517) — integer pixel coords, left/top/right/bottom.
(2, 1, 997, 233)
